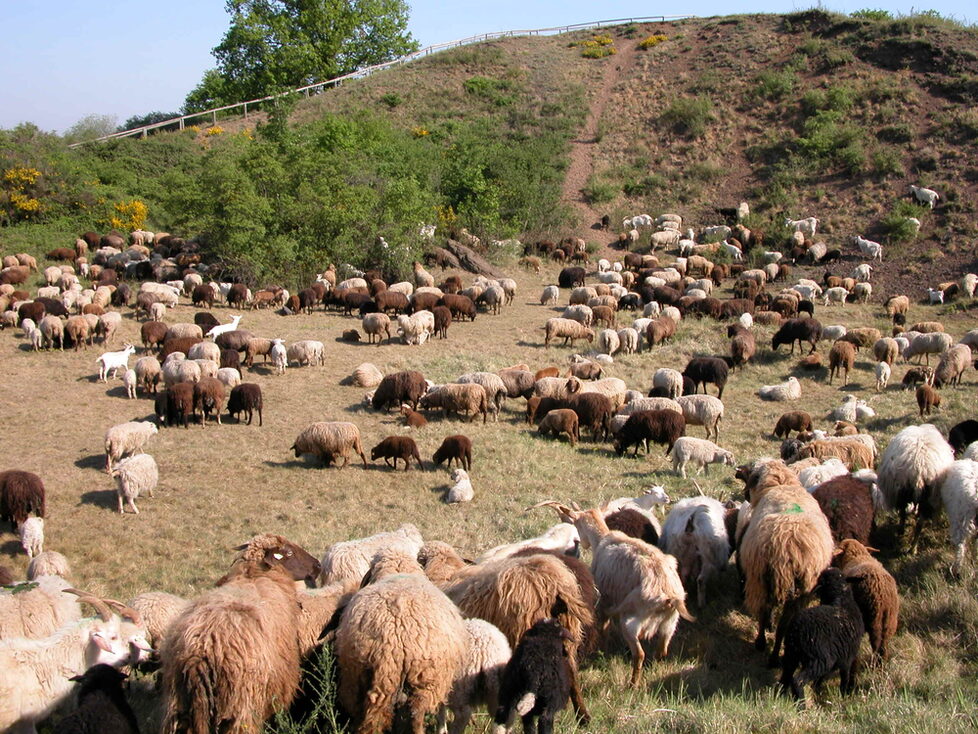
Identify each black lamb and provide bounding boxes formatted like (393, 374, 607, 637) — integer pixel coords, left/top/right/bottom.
(948, 419, 978, 456)
(780, 568, 864, 701)
(495, 617, 573, 734)
(52, 664, 140, 734)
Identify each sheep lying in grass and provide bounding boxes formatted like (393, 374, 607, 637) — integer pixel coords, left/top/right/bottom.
(446, 468, 474, 504)
(27, 550, 71, 580)
(668, 437, 734, 478)
(758, 376, 801, 401)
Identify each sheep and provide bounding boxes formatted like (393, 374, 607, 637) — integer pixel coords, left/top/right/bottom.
(797, 458, 849, 491)
(939, 459, 978, 575)
(828, 340, 857, 386)
(127, 591, 191, 650)
(446, 468, 474, 504)
(372, 370, 428, 412)
(659, 496, 731, 607)
(538, 409, 580, 446)
(160, 534, 322, 733)
(226, 383, 263, 426)
(682, 356, 729, 398)
(669, 437, 734, 478)
(916, 384, 941, 417)
(596, 328, 620, 355)
(779, 568, 864, 701)
(853, 235, 883, 262)
(318, 524, 423, 587)
(821, 324, 847, 342)
(758, 376, 801, 401)
(0, 470, 46, 530)
(544, 317, 594, 348)
(539, 285, 559, 306)
(421, 383, 490, 423)
(832, 542, 900, 671)
(433, 435, 473, 471)
(371, 435, 424, 471)
(652, 368, 683, 400)
(291, 421, 368, 469)
(436, 619, 510, 734)
(823, 286, 850, 307)
(795, 439, 875, 471)
(933, 343, 970, 387)
(96, 344, 136, 382)
(110, 453, 158, 515)
(215, 366, 241, 390)
(772, 318, 822, 354)
(362, 312, 392, 344)
(910, 184, 939, 208)
(458, 372, 508, 418)
(103, 420, 157, 473)
(493, 618, 573, 734)
(27, 550, 71, 581)
(52, 662, 140, 734)
(948, 420, 978, 456)
(398, 310, 436, 345)
(878, 424, 955, 550)
(286, 339, 325, 367)
(566, 359, 603, 381)
(0, 592, 150, 733)
(810, 474, 875, 545)
(335, 550, 467, 734)
(269, 338, 287, 375)
(774, 411, 813, 438)
(613, 409, 686, 456)
(17, 515, 44, 558)
(475, 524, 581, 564)
(739, 464, 834, 661)
(0, 573, 79, 640)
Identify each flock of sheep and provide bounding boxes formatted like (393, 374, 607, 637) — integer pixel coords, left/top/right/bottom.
(1, 187, 977, 733)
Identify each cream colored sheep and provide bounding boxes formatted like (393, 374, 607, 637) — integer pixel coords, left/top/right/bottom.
(111, 453, 158, 514)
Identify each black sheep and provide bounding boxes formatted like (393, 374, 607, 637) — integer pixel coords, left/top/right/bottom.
(0, 470, 46, 529)
(557, 266, 586, 289)
(372, 370, 428, 412)
(193, 311, 220, 332)
(432, 435, 472, 471)
(682, 356, 729, 398)
(613, 410, 686, 456)
(370, 436, 424, 471)
(780, 568, 864, 701)
(948, 419, 978, 456)
(52, 664, 140, 734)
(495, 618, 573, 734)
(564, 392, 613, 442)
(772, 317, 823, 355)
(227, 383, 264, 426)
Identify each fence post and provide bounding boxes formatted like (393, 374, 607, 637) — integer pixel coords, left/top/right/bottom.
(244, 103, 248, 119)
(211, 111, 217, 126)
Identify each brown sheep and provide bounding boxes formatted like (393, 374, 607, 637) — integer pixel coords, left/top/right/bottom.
(829, 340, 857, 386)
(834, 421, 859, 436)
(773, 411, 813, 438)
(432, 435, 472, 471)
(370, 436, 424, 471)
(812, 476, 875, 545)
(839, 327, 881, 350)
(399, 404, 428, 428)
(193, 377, 226, 427)
(538, 409, 580, 446)
(534, 367, 560, 380)
(372, 370, 428, 412)
(645, 318, 676, 350)
(902, 366, 935, 390)
(916, 384, 940, 417)
(591, 305, 615, 329)
(832, 539, 899, 664)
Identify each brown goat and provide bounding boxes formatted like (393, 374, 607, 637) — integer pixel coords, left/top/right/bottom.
(916, 384, 940, 417)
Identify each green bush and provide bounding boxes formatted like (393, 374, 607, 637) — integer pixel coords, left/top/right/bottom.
(463, 76, 518, 107)
(623, 174, 667, 197)
(881, 200, 928, 242)
(660, 96, 714, 138)
(378, 92, 402, 108)
(754, 70, 797, 101)
(583, 178, 617, 204)
(851, 8, 892, 20)
(872, 147, 904, 177)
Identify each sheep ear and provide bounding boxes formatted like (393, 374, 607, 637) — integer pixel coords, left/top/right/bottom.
(831, 547, 843, 557)
(865, 546, 880, 553)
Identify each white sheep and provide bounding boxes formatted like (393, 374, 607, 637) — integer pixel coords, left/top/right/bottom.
(540, 285, 559, 306)
(852, 264, 873, 282)
(318, 524, 424, 587)
(853, 235, 883, 262)
(875, 361, 891, 392)
(18, 516, 44, 558)
(757, 376, 801, 401)
(910, 184, 939, 208)
(940, 459, 978, 574)
(822, 324, 847, 342)
(95, 343, 136, 382)
(659, 496, 730, 607)
(446, 468, 473, 504)
(123, 368, 137, 399)
(111, 453, 159, 514)
(397, 310, 435, 345)
(437, 618, 511, 734)
(104, 420, 158, 472)
(823, 286, 849, 307)
(270, 338, 287, 375)
(668, 437, 734, 478)
(722, 242, 744, 260)
(961, 273, 977, 298)
(676, 394, 724, 442)
(904, 332, 953, 364)
(853, 282, 872, 303)
(652, 368, 683, 399)
(616, 327, 639, 355)
(287, 339, 325, 366)
(797, 458, 849, 491)
(596, 329, 620, 355)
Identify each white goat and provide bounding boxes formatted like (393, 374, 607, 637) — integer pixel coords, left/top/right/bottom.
(853, 235, 883, 262)
(785, 216, 818, 238)
(206, 314, 243, 340)
(95, 344, 135, 382)
(910, 184, 939, 209)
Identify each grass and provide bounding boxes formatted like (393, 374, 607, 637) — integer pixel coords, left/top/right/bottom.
(3, 255, 978, 731)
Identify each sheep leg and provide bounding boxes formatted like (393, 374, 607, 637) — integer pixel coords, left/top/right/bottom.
(771, 597, 805, 667)
(117, 492, 124, 514)
(128, 497, 139, 514)
(521, 714, 538, 734)
(754, 607, 770, 651)
(567, 658, 590, 724)
(623, 617, 646, 687)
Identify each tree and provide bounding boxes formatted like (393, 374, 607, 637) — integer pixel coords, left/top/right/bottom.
(118, 111, 182, 132)
(63, 114, 118, 143)
(188, 0, 419, 109)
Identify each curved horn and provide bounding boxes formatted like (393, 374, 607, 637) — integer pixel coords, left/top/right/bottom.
(691, 479, 705, 496)
(63, 588, 113, 622)
(524, 500, 577, 522)
(104, 599, 143, 626)
(570, 500, 583, 511)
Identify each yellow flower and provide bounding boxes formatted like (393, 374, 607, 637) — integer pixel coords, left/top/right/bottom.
(3, 167, 42, 187)
(638, 34, 668, 50)
(411, 126, 430, 138)
(205, 125, 224, 136)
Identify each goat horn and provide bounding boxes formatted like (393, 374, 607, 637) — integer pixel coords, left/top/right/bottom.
(63, 588, 113, 622)
(691, 479, 705, 496)
(104, 599, 143, 626)
(525, 500, 577, 519)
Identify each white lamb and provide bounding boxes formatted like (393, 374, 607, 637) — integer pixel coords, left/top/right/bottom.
(852, 264, 873, 282)
(270, 338, 287, 375)
(18, 516, 44, 558)
(757, 376, 801, 401)
(822, 325, 847, 342)
(875, 361, 891, 392)
(123, 368, 137, 399)
(446, 468, 474, 504)
(95, 343, 136, 382)
(823, 286, 850, 306)
(722, 242, 744, 261)
(940, 459, 978, 574)
(668, 437, 735, 478)
(910, 184, 940, 209)
(926, 287, 944, 305)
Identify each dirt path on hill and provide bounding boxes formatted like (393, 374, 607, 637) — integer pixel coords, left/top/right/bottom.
(560, 38, 640, 246)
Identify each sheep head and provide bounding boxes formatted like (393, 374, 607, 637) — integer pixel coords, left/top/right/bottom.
(231, 533, 321, 584)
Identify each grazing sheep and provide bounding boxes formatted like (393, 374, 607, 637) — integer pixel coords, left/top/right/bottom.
(446, 468, 474, 504)
(398, 310, 435, 345)
(669, 437, 734, 478)
(811, 475, 875, 545)
(659, 496, 731, 607)
(457, 372, 508, 418)
(0, 469, 46, 531)
(828, 340, 857, 386)
(779, 568, 864, 701)
(287, 339, 325, 367)
(319, 524, 423, 587)
(18, 516, 44, 558)
(832, 540, 900, 662)
(682, 357, 729, 398)
(940, 459, 978, 575)
(904, 332, 953, 365)
(772, 318, 822, 355)
(652, 368, 684, 400)
(675, 394, 724, 442)
(613, 409, 686, 456)
(27, 550, 71, 581)
(128, 591, 191, 650)
(948, 420, 978, 456)
(110, 453, 158, 515)
(227, 383, 263, 426)
(774, 411, 813, 438)
(437, 618, 510, 734)
(544, 317, 594, 348)
(433, 435, 473, 471)
(371, 435, 424, 471)
(933, 343, 970, 387)
(362, 312, 392, 344)
(291, 421, 368, 468)
(421, 383, 490, 423)
(740, 460, 834, 664)
(103, 421, 158, 473)
(878, 424, 955, 549)
(493, 618, 573, 734)
(540, 285, 559, 306)
(916, 384, 941, 417)
(538, 409, 580, 446)
(758, 376, 801, 401)
(193, 377, 226, 427)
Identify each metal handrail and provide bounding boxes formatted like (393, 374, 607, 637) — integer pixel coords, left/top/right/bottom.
(69, 15, 692, 147)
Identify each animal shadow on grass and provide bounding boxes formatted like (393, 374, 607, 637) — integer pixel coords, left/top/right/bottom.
(264, 458, 314, 470)
(515, 339, 546, 350)
(1, 539, 23, 556)
(79, 488, 118, 511)
(248, 364, 276, 377)
(104, 384, 129, 399)
(74, 454, 106, 471)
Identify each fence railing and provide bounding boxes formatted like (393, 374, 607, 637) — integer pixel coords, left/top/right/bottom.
(69, 15, 692, 147)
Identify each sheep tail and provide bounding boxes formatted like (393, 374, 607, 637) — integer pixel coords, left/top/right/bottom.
(177, 654, 220, 733)
(671, 597, 696, 623)
(515, 692, 537, 716)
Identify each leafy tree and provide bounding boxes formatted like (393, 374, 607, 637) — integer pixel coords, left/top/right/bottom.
(63, 114, 118, 143)
(190, 0, 419, 108)
(118, 111, 183, 132)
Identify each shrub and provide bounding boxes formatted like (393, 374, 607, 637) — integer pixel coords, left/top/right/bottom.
(638, 34, 668, 50)
(463, 76, 518, 107)
(623, 174, 667, 197)
(583, 178, 617, 204)
(660, 96, 714, 138)
(851, 8, 892, 20)
(871, 147, 904, 177)
(754, 70, 797, 101)
(881, 200, 928, 242)
(379, 92, 403, 108)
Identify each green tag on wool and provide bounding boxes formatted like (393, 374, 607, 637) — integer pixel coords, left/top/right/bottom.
(784, 503, 804, 514)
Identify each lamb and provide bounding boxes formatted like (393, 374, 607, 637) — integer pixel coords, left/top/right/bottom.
(420, 383, 490, 423)
(399, 403, 428, 429)
(613, 409, 686, 456)
(675, 394, 724, 442)
(544, 317, 594, 348)
(446, 468, 474, 504)
(433, 435, 473, 471)
(828, 340, 857, 386)
(538, 409, 580, 446)
(739, 460, 834, 664)
(160, 535, 322, 733)
(27, 550, 71, 581)
(103, 420, 158, 473)
(18, 515, 44, 558)
(291, 421, 368, 469)
(335, 550, 467, 734)
(902, 365, 935, 390)
(371, 435, 424, 471)
(758, 376, 801, 401)
(318, 524, 423, 587)
(51, 663, 140, 734)
(779, 568, 864, 701)
(940, 459, 978, 574)
(493, 618, 573, 734)
(110, 453, 158, 515)
(785, 216, 818, 238)
(916, 384, 941, 417)
(669, 437, 734, 478)
(909, 184, 939, 208)
(774, 411, 813, 438)
(878, 424, 955, 550)
(659, 496, 731, 607)
(96, 343, 136, 382)
(372, 370, 428, 411)
(933, 343, 971, 387)
(832, 540, 900, 663)
(269, 338, 287, 375)
(0, 470, 46, 529)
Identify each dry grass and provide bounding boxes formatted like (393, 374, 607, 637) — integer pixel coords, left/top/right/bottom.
(3, 258, 978, 730)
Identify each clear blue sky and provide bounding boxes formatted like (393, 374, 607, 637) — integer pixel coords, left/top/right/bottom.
(1, 1, 973, 134)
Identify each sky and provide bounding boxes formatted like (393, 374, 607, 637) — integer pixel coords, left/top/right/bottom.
(2, 0, 974, 134)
